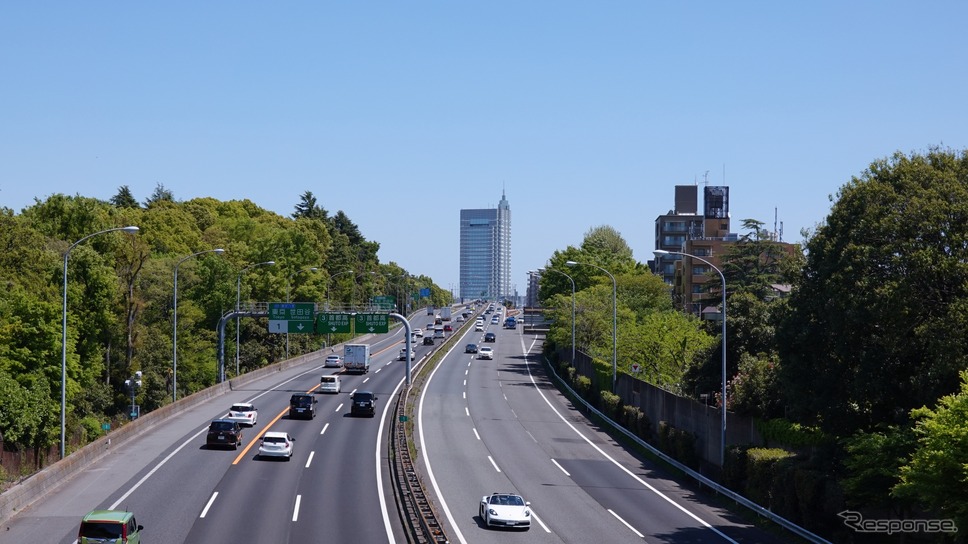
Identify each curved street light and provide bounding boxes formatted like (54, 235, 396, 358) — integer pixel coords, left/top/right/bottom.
(654, 248, 727, 467)
(566, 260, 617, 393)
(236, 260, 275, 376)
(61, 225, 140, 459)
(538, 268, 576, 366)
(286, 266, 319, 359)
(173, 248, 225, 402)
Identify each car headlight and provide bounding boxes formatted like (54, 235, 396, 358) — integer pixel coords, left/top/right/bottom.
(524, 510, 530, 517)
(488, 508, 498, 516)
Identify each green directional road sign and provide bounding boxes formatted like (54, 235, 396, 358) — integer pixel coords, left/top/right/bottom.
(372, 295, 395, 310)
(268, 302, 316, 334)
(316, 312, 352, 334)
(355, 312, 389, 334)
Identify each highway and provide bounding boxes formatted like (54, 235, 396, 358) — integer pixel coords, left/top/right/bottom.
(6, 312, 431, 544)
(418, 307, 789, 543)
(5, 306, 793, 543)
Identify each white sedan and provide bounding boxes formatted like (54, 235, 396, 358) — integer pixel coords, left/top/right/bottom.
(226, 403, 258, 427)
(258, 431, 294, 460)
(414, 328, 424, 337)
(478, 346, 493, 360)
(479, 493, 531, 529)
(324, 354, 343, 368)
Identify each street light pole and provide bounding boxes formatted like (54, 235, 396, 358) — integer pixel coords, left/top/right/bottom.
(61, 225, 139, 459)
(173, 248, 225, 402)
(236, 261, 275, 376)
(538, 268, 576, 365)
(286, 266, 319, 359)
(655, 249, 727, 467)
(566, 260, 617, 393)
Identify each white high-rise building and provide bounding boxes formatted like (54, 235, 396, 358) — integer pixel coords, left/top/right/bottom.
(459, 191, 511, 301)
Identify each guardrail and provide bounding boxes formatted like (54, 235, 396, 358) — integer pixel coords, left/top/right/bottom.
(542, 355, 832, 543)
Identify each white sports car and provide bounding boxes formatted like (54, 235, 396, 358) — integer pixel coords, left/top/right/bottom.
(479, 493, 531, 530)
(226, 402, 258, 427)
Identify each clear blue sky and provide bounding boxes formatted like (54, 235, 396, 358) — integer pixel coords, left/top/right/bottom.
(3, 2, 966, 295)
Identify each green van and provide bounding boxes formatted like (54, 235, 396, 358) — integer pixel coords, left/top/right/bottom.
(78, 509, 143, 543)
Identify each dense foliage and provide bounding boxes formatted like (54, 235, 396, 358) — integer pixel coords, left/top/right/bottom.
(0, 189, 449, 463)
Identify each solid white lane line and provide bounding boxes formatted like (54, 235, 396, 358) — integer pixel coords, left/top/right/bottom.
(531, 510, 552, 533)
(200, 492, 218, 518)
(551, 458, 571, 476)
(320, 422, 329, 435)
(305, 451, 315, 468)
(609, 509, 644, 538)
(292, 495, 302, 522)
(519, 336, 738, 542)
(487, 455, 502, 473)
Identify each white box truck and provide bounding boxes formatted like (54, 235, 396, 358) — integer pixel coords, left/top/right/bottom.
(440, 307, 452, 321)
(343, 344, 371, 374)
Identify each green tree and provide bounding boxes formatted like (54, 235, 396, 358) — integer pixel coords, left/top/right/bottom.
(110, 186, 140, 209)
(777, 148, 968, 436)
(292, 190, 328, 221)
(144, 183, 174, 207)
(893, 371, 968, 529)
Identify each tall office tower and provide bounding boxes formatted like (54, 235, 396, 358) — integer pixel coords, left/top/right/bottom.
(459, 191, 512, 301)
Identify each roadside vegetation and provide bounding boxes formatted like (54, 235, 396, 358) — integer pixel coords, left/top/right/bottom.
(537, 148, 968, 542)
(0, 187, 450, 486)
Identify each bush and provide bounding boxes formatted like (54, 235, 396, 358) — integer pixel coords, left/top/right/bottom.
(621, 405, 651, 440)
(745, 447, 796, 509)
(600, 390, 621, 418)
(657, 421, 700, 468)
(79, 416, 106, 443)
(755, 418, 827, 449)
(722, 445, 752, 490)
(575, 375, 591, 396)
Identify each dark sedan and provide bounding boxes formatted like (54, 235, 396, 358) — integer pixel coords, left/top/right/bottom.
(465, 343, 478, 353)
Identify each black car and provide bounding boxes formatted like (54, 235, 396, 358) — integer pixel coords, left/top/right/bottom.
(423, 336, 435, 345)
(484, 332, 496, 342)
(206, 419, 243, 449)
(350, 390, 378, 417)
(289, 393, 317, 419)
(465, 343, 478, 353)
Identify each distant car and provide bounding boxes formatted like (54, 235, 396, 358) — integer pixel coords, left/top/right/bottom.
(465, 343, 478, 353)
(351, 390, 378, 417)
(478, 346, 494, 360)
(423, 336, 435, 345)
(479, 493, 531, 530)
(206, 419, 243, 449)
(319, 375, 341, 394)
(289, 393, 317, 419)
(414, 328, 424, 337)
(491, 316, 500, 324)
(456, 315, 465, 322)
(258, 431, 294, 460)
(475, 323, 484, 331)
(399, 347, 415, 361)
(78, 509, 144, 544)
(426, 322, 435, 330)
(226, 402, 258, 427)
(484, 332, 496, 342)
(324, 354, 343, 368)
(443, 324, 453, 332)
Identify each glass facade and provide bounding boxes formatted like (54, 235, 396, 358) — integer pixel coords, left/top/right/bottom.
(459, 192, 511, 301)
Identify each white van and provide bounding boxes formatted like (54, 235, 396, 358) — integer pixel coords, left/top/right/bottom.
(433, 327, 445, 339)
(319, 375, 341, 394)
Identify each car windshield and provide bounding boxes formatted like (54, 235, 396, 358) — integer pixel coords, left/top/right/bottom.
(230, 405, 251, 412)
(292, 396, 312, 407)
(79, 522, 123, 538)
(490, 495, 524, 506)
(210, 421, 234, 431)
